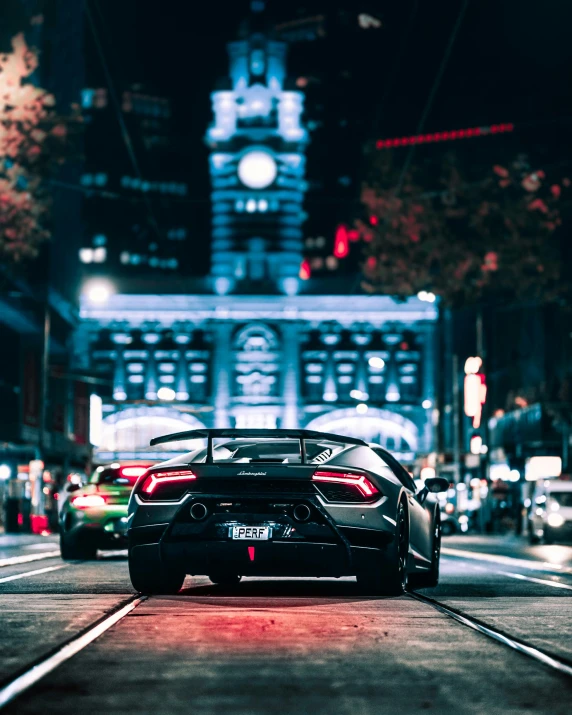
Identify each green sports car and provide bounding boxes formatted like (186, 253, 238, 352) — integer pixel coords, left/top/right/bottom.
(59, 463, 151, 560)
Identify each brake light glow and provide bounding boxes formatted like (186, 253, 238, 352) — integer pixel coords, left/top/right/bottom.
(141, 470, 196, 495)
(120, 466, 149, 478)
(312, 470, 379, 497)
(72, 494, 106, 508)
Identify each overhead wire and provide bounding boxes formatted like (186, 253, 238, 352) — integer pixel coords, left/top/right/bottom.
(84, 0, 163, 241)
(394, 0, 470, 195)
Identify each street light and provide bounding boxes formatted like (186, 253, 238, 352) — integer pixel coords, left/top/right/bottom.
(84, 279, 115, 305)
(417, 290, 436, 303)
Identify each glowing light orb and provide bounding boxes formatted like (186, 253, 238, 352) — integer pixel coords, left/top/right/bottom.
(157, 387, 176, 401)
(238, 151, 277, 189)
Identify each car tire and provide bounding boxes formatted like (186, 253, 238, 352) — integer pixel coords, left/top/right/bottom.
(60, 532, 97, 561)
(208, 573, 242, 586)
(357, 500, 409, 597)
(543, 529, 554, 545)
(441, 520, 455, 537)
(409, 514, 441, 590)
(128, 554, 185, 595)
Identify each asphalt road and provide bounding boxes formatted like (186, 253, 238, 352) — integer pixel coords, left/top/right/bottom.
(0, 534, 571, 714)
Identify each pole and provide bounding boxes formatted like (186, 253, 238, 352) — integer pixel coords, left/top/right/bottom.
(36, 303, 50, 519)
(452, 353, 461, 483)
(39, 304, 50, 454)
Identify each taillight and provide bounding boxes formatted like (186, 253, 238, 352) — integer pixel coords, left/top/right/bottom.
(140, 469, 196, 497)
(312, 470, 380, 499)
(120, 466, 148, 478)
(72, 494, 106, 509)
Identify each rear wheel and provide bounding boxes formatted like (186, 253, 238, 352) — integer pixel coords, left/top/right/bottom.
(208, 573, 242, 587)
(441, 519, 456, 537)
(357, 501, 409, 597)
(60, 532, 97, 561)
(129, 554, 185, 595)
(409, 515, 441, 590)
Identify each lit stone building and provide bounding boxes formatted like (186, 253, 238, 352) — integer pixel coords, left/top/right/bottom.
(76, 28, 439, 466)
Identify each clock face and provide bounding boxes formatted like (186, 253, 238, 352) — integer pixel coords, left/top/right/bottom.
(237, 150, 277, 189)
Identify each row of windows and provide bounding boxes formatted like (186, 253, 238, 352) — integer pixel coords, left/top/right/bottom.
(120, 176, 187, 195)
(119, 253, 179, 269)
(126, 362, 208, 374)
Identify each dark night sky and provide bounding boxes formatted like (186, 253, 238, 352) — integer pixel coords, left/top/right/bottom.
(2, 0, 572, 276)
(107, 0, 572, 139)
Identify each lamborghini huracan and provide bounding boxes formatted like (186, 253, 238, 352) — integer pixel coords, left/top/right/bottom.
(127, 429, 448, 595)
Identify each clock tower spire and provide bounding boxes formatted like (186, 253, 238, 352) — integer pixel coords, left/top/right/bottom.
(205, 28, 309, 295)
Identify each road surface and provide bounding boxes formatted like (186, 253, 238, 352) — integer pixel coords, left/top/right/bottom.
(0, 533, 571, 714)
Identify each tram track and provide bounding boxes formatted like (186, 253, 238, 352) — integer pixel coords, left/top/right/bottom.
(1, 545, 571, 710)
(409, 590, 572, 679)
(0, 593, 146, 709)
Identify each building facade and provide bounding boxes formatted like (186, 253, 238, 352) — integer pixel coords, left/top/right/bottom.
(76, 24, 439, 468)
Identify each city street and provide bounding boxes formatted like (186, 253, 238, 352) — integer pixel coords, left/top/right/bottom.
(0, 535, 571, 714)
(1, 0, 572, 713)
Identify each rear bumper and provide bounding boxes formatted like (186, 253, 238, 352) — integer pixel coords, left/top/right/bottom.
(62, 506, 129, 549)
(129, 530, 393, 577)
(65, 522, 128, 549)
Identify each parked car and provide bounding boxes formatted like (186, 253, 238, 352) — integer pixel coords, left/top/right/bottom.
(528, 480, 572, 544)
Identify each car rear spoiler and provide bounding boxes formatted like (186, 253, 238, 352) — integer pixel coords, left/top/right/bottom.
(149, 428, 367, 465)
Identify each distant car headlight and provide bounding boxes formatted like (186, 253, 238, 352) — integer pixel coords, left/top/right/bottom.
(547, 513, 565, 528)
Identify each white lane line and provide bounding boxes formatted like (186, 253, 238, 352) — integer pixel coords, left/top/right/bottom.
(0, 551, 61, 568)
(24, 543, 60, 551)
(463, 562, 572, 591)
(0, 596, 146, 709)
(493, 570, 572, 591)
(442, 547, 572, 575)
(411, 592, 572, 678)
(0, 565, 66, 585)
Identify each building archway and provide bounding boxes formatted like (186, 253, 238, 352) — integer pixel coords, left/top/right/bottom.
(305, 407, 419, 454)
(98, 406, 206, 456)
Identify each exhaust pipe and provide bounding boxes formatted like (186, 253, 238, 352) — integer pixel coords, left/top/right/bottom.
(293, 503, 312, 523)
(190, 502, 208, 521)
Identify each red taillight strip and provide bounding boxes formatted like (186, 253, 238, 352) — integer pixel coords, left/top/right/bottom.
(141, 470, 196, 495)
(312, 470, 379, 497)
(120, 466, 149, 478)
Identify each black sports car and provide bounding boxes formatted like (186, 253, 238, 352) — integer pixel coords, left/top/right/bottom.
(127, 429, 448, 595)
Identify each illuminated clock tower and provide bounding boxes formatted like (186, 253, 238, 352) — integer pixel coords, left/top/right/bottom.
(205, 29, 309, 296)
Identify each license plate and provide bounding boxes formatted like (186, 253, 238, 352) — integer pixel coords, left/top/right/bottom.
(231, 526, 271, 540)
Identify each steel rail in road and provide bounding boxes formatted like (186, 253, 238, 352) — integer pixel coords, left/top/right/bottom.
(0, 594, 146, 709)
(410, 591, 572, 679)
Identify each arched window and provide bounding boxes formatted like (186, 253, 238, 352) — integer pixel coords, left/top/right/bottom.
(99, 406, 206, 454)
(305, 407, 419, 454)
